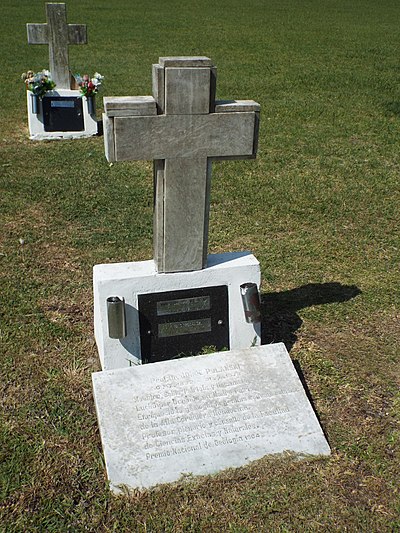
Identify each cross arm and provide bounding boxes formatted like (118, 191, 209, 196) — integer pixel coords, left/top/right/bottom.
(212, 100, 260, 161)
(26, 23, 49, 44)
(68, 24, 87, 44)
(103, 96, 158, 162)
(111, 113, 257, 162)
(103, 99, 258, 163)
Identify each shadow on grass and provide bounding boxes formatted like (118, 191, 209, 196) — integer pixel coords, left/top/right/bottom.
(261, 282, 361, 352)
(385, 101, 400, 116)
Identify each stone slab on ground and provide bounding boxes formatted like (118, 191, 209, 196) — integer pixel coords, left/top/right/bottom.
(92, 343, 330, 493)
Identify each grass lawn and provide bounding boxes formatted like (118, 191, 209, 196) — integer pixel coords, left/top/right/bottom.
(1, 0, 399, 530)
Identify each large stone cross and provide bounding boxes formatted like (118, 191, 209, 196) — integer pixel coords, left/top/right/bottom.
(27, 3, 87, 89)
(103, 57, 260, 273)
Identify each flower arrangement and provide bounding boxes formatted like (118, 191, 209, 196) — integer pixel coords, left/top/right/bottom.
(21, 70, 56, 98)
(74, 72, 104, 98)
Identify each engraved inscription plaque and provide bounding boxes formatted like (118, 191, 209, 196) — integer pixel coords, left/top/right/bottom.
(157, 296, 210, 316)
(158, 317, 211, 338)
(138, 286, 229, 364)
(92, 344, 331, 492)
(43, 96, 84, 132)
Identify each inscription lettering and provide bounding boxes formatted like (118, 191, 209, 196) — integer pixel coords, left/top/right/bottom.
(51, 100, 75, 108)
(157, 295, 210, 316)
(158, 317, 211, 338)
(131, 362, 299, 460)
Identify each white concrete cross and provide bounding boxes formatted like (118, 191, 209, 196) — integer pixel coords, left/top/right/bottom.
(103, 57, 260, 273)
(27, 3, 87, 89)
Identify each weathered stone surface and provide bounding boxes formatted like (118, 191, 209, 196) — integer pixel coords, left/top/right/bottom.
(112, 112, 256, 161)
(152, 63, 165, 114)
(159, 56, 213, 67)
(215, 100, 261, 113)
(165, 68, 210, 115)
(92, 343, 330, 492)
(162, 157, 210, 271)
(27, 3, 87, 89)
(27, 23, 48, 44)
(152, 160, 165, 267)
(103, 113, 115, 162)
(67, 24, 87, 44)
(104, 96, 157, 117)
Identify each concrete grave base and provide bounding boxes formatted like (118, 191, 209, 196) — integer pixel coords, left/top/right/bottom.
(26, 89, 97, 140)
(92, 343, 331, 493)
(93, 252, 261, 370)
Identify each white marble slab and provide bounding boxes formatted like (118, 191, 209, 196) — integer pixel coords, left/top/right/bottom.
(92, 343, 330, 493)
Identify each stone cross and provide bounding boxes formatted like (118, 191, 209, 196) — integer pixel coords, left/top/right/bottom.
(27, 3, 87, 89)
(103, 57, 260, 273)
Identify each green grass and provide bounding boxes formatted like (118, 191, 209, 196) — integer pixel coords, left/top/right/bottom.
(1, 0, 399, 530)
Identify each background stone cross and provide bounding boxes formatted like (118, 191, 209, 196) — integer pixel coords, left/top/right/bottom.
(103, 57, 260, 273)
(27, 3, 87, 89)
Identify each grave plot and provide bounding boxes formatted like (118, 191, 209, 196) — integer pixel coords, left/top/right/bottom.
(25, 3, 98, 140)
(92, 56, 330, 492)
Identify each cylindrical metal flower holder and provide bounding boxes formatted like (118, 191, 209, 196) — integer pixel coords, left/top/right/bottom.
(31, 94, 40, 114)
(107, 296, 127, 339)
(240, 282, 261, 323)
(87, 95, 95, 115)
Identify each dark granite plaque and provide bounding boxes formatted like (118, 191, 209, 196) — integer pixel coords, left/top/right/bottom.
(43, 96, 84, 132)
(138, 286, 229, 364)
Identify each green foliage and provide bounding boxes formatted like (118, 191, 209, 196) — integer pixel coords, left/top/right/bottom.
(0, 0, 399, 530)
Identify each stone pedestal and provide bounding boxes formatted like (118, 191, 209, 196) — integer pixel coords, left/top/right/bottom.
(26, 89, 97, 140)
(94, 252, 261, 370)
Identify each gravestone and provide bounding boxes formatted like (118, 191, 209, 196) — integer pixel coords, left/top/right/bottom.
(25, 3, 97, 140)
(92, 55, 331, 491)
(92, 344, 331, 493)
(95, 57, 261, 368)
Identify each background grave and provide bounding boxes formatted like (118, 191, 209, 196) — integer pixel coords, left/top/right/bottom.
(25, 3, 97, 140)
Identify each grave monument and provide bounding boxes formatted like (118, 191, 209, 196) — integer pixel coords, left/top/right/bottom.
(26, 3, 97, 140)
(92, 56, 330, 493)
(95, 57, 262, 369)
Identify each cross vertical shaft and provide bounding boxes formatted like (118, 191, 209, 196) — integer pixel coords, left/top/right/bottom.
(152, 61, 215, 272)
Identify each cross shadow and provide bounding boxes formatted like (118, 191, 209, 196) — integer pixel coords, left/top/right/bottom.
(261, 282, 361, 352)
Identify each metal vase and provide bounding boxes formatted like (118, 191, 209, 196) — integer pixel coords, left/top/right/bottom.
(87, 96, 95, 115)
(240, 283, 261, 323)
(107, 296, 127, 339)
(31, 94, 40, 114)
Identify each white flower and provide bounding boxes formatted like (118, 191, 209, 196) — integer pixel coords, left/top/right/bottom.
(93, 72, 104, 80)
